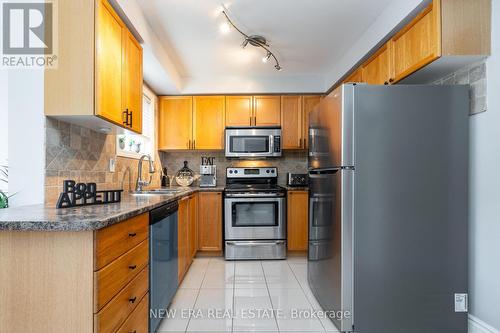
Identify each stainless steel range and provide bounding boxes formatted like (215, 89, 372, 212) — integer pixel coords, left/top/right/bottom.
(224, 167, 286, 260)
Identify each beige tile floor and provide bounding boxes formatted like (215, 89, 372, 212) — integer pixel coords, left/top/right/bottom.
(156, 256, 340, 333)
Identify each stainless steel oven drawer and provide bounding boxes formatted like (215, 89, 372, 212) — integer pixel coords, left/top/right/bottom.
(225, 240, 286, 260)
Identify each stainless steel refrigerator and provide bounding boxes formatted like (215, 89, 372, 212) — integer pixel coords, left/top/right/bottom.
(307, 84, 469, 333)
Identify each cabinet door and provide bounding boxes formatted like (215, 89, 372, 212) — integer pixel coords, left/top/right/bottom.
(287, 191, 309, 251)
(122, 31, 143, 134)
(178, 197, 189, 281)
(362, 42, 393, 85)
(253, 96, 281, 126)
(158, 97, 193, 150)
(95, 0, 124, 126)
(193, 96, 225, 150)
(391, 2, 440, 82)
(343, 68, 364, 84)
(188, 194, 198, 259)
(302, 96, 322, 149)
(198, 192, 222, 252)
(225, 96, 252, 127)
(281, 96, 303, 149)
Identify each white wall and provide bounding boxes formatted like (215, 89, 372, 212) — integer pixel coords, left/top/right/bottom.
(324, 0, 427, 90)
(7, 70, 45, 206)
(0, 71, 7, 193)
(468, 0, 500, 331)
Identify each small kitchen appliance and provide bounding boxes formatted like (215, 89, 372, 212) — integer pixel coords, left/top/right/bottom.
(287, 173, 308, 187)
(224, 167, 286, 260)
(199, 156, 217, 187)
(225, 127, 282, 158)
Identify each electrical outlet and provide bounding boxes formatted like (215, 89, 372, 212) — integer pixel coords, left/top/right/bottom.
(109, 158, 116, 173)
(454, 293, 468, 312)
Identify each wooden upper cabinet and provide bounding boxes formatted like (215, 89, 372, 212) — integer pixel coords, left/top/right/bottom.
(225, 96, 253, 127)
(95, 0, 123, 126)
(343, 68, 364, 84)
(253, 96, 281, 126)
(362, 42, 393, 85)
(158, 97, 193, 150)
(95, 0, 143, 133)
(123, 31, 143, 134)
(281, 96, 303, 149)
(193, 96, 225, 150)
(391, 2, 441, 82)
(302, 95, 322, 149)
(198, 192, 223, 252)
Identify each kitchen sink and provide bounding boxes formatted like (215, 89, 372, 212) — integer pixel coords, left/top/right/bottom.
(130, 188, 188, 195)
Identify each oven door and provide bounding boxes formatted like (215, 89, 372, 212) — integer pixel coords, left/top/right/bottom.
(224, 196, 286, 240)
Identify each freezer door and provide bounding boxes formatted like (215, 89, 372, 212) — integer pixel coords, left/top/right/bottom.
(308, 85, 354, 170)
(308, 168, 353, 332)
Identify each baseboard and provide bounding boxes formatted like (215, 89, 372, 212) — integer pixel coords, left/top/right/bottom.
(469, 315, 500, 333)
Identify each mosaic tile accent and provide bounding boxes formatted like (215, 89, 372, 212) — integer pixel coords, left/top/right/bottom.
(433, 61, 487, 115)
(44, 119, 162, 205)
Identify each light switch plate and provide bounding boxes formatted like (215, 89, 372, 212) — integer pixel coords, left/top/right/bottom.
(109, 158, 116, 173)
(454, 293, 468, 312)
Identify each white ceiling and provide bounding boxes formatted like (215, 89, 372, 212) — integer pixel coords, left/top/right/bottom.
(138, 0, 398, 94)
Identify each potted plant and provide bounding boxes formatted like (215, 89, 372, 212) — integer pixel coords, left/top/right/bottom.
(0, 165, 10, 209)
(118, 136, 126, 150)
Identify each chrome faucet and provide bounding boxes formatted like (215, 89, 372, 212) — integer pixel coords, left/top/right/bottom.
(135, 154, 155, 192)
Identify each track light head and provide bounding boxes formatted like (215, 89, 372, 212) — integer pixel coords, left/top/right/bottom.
(241, 39, 249, 49)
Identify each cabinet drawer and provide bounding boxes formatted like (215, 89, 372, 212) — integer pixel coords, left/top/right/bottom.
(94, 239, 149, 312)
(94, 266, 149, 333)
(95, 213, 149, 270)
(116, 293, 149, 333)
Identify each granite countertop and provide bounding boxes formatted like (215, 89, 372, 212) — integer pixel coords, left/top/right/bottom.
(0, 186, 225, 232)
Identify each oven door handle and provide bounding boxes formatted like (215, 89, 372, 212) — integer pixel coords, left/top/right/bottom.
(226, 240, 286, 246)
(225, 193, 285, 198)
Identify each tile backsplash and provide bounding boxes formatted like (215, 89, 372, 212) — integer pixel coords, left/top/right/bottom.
(44, 119, 308, 205)
(432, 61, 487, 115)
(160, 151, 308, 186)
(44, 119, 162, 205)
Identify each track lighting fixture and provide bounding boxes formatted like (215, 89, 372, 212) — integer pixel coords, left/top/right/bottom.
(220, 6, 282, 71)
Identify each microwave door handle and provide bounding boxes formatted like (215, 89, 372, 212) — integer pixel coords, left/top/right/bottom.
(269, 135, 274, 153)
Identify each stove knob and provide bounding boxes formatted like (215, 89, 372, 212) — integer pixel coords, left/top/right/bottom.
(229, 170, 233, 174)
(235, 170, 238, 174)
(266, 170, 270, 174)
(271, 170, 275, 173)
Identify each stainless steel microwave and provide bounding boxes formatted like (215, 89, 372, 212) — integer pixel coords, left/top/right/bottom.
(225, 127, 282, 158)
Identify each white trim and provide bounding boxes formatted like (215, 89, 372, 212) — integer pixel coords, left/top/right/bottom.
(469, 315, 500, 333)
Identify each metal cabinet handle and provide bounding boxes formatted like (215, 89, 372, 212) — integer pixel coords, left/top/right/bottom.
(389, 78, 394, 83)
(129, 110, 133, 128)
(193, 140, 196, 149)
(128, 232, 137, 237)
(128, 296, 137, 303)
(128, 265, 137, 270)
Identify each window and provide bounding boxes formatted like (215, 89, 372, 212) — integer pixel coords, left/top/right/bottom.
(116, 90, 156, 159)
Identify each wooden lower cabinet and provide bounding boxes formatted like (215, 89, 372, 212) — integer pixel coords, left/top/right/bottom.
(198, 192, 223, 252)
(178, 193, 198, 282)
(0, 213, 150, 333)
(178, 196, 189, 281)
(116, 293, 149, 333)
(94, 267, 149, 333)
(188, 193, 198, 259)
(287, 191, 309, 251)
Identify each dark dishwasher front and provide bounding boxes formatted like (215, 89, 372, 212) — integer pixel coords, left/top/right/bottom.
(150, 201, 179, 333)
